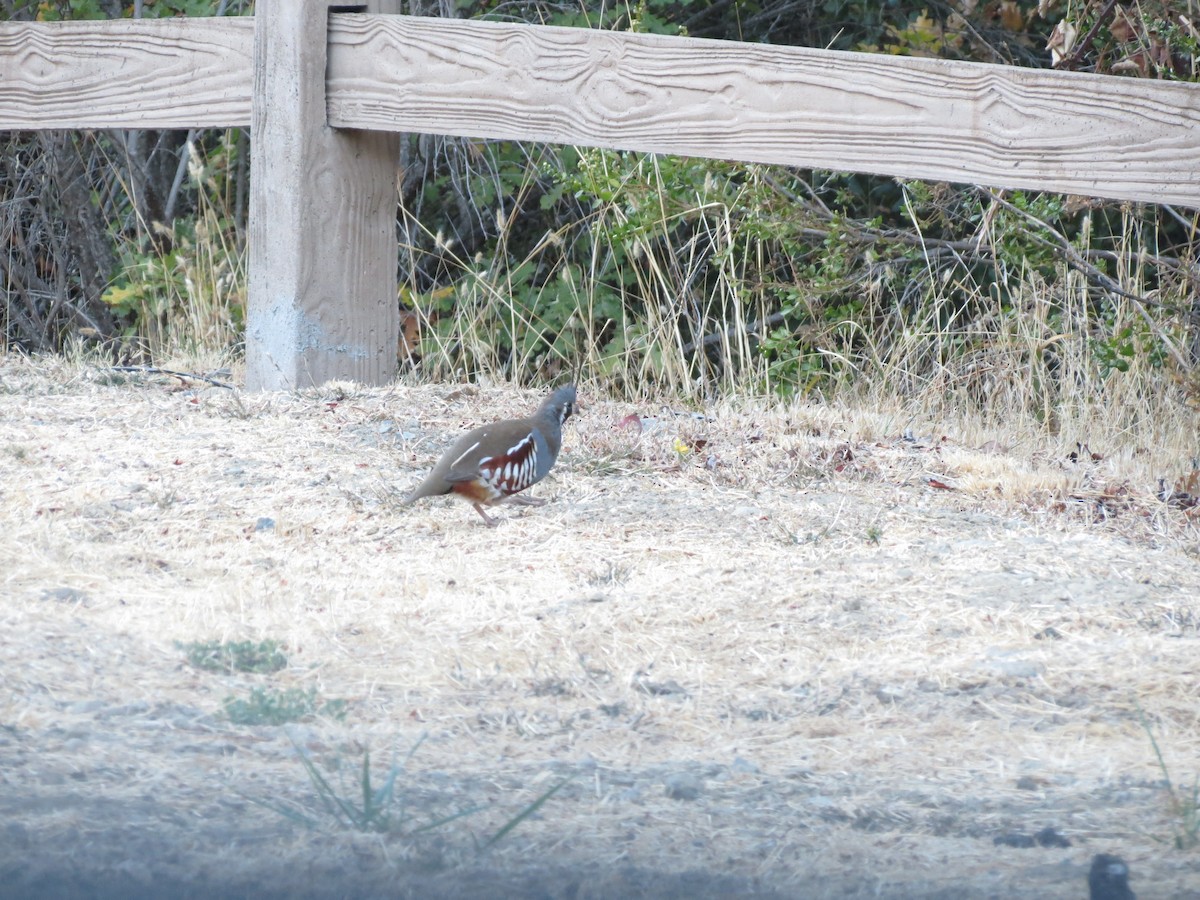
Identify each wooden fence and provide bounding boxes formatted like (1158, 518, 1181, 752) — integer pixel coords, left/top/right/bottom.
(3, 1, 1198, 390)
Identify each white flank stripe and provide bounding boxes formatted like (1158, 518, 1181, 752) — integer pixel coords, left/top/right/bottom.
(452, 441, 482, 469)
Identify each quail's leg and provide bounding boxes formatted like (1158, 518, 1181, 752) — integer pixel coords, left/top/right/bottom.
(472, 503, 499, 526)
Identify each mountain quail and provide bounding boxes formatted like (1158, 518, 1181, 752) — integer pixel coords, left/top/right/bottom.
(1089, 853, 1135, 900)
(402, 384, 577, 526)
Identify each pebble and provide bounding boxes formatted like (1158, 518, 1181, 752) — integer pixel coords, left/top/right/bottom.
(41, 587, 89, 604)
(664, 773, 703, 801)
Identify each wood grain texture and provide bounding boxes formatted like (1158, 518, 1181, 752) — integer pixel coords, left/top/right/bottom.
(246, 0, 400, 391)
(0, 18, 253, 129)
(327, 14, 1200, 207)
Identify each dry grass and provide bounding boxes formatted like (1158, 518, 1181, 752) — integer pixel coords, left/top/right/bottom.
(1, 350, 1199, 897)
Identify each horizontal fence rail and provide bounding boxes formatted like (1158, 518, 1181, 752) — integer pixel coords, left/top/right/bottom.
(326, 15, 1200, 207)
(2, 15, 1198, 207)
(0, 18, 254, 129)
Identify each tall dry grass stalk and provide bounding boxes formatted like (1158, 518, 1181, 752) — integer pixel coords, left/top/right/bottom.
(847, 198, 1198, 480)
(103, 136, 245, 367)
(400, 149, 777, 398)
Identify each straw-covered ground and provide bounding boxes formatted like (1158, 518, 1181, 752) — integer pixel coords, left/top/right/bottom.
(1, 353, 1198, 899)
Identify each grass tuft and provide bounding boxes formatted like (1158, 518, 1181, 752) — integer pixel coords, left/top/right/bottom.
(223, 687, 346, 727)
(1138, 702, 1200, 850)
(256, 733, 571, 849)
(180, 638, 288, 675)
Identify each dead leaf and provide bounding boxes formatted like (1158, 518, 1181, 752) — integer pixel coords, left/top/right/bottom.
(998, 0, 1024, 31)
(831, 444, 855, 467)
(1112, 50, 1150, 76)
(1149, 36, 1179, 73)
(617, 413, 643, 433)
(1046, 19, 1078, 66)
(444, 385, 478, 401)
(1159, 472, 1200, 509)
(1110, 6, 1138, 42)
(397, 310, 421, 361)
(1067, 442, 1099, 463)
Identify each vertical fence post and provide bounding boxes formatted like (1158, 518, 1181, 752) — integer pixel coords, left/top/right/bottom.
(246, 0, 400, 391)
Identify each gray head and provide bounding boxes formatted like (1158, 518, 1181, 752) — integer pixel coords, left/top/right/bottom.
(538, 384, 577, 428)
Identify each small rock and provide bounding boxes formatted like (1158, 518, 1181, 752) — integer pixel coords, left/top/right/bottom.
(992, 659, 1041, 678)
(41, 587, 89, 604)
(784, 767, 815, 781)
(874, 685, 904, 705)
(664, 773, 703, 801)
(742, 708, 775, 722)
(636, 678, 688, 697)
(1034, 825, 1071, 848)
(978, 649, 1042, 679)
(255, 517, 276, 532)
(993, 826, 1071, 849)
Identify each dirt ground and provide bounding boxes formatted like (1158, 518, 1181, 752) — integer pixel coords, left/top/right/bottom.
(1, 354, 1198, 899)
